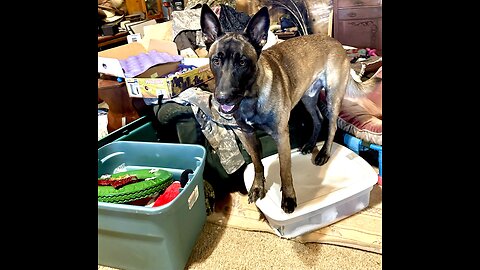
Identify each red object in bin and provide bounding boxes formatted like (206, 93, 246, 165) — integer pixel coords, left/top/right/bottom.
(153, 181, 181, 207)
(152, 169, 193, 207)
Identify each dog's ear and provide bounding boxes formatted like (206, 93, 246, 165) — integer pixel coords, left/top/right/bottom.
(244, 7, 270, 55)
(200, 4, 223, 50)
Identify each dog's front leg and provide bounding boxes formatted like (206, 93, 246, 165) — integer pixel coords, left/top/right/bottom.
(275, 126, 297, 213)
(235, 130, 266, 203)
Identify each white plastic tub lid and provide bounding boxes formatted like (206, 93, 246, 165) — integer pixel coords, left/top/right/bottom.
(244, 142, 378, 223)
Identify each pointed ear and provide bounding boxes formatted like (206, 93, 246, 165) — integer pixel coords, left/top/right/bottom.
(200, 4, 223, 50)
(244, 7, 270, 54)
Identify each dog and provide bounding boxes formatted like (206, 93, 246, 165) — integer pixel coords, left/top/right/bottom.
(200, 4, 379, 213)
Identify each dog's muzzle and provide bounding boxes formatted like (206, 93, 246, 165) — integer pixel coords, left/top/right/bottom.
(215, 92, 243, 114)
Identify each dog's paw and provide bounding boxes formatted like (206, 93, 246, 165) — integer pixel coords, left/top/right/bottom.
(314, 149, 330, 166)
(281, 196, 297, 214)
(300, 142, 315, 155)
(248, 186, 266, 204)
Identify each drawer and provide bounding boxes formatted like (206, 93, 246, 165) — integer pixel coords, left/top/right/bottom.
(337, 0, 381, 8)
(337, 7, 382, 20)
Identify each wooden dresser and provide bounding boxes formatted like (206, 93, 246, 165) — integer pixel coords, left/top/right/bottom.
(333, 0, 382, 55)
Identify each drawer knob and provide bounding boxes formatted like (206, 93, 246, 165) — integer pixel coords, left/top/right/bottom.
(348, 12, 357, 17)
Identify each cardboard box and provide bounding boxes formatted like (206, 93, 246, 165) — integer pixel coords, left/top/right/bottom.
(98, 39, 213, 99)
(125, 63, 213, 99)
(98, 39, 179, 78)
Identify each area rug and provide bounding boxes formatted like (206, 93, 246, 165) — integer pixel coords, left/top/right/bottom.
(207, 184, 382, 254)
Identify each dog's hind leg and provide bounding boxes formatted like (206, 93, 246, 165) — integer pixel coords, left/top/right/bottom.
(314, 63, 349, 166)
(300, 89, 324, 155)
(234, 130, 267, 203)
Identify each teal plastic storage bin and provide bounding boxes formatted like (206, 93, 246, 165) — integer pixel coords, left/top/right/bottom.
(98, 141, 207, 270)
(98, 116, 158, 148)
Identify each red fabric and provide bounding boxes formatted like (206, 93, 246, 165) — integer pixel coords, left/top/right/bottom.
(153, 181, 181, 207)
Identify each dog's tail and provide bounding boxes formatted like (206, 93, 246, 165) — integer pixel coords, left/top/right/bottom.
(345, 68, 382, 99)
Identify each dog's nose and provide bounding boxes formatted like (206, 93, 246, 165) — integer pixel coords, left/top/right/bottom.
(216, 88, 240, 105)
(216, 94, 230, 105)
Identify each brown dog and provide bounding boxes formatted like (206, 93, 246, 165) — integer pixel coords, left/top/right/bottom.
(200, 5, 379, 213)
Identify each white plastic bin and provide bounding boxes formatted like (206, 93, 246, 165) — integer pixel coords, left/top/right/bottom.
(244, 142, 378, 238)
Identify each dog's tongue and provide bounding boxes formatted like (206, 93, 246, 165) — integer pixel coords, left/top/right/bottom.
(221, 104, 235, 113)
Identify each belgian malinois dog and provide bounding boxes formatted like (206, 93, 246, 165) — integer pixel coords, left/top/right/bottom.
(200, 4, 379, 213)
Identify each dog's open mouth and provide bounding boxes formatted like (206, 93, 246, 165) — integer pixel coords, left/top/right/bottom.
(215, 95, 243, 114)
(220, 104, 237, 113)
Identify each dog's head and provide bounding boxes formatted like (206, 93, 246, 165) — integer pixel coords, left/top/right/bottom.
(200, 4, 270, 114)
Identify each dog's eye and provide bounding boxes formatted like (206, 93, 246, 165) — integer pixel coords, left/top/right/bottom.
(239, 60, 246, 66)
(212, 58, 220, 66)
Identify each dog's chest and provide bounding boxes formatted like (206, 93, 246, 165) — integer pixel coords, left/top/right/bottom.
(243, 114, 269, 128)
(236, 100, 275, 134)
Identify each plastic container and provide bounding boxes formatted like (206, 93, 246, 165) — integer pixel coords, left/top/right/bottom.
(244, 142, 378, 239)
(98, 116, 158, 149)
(98, 141, 206, 270)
